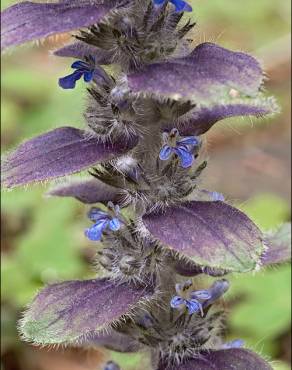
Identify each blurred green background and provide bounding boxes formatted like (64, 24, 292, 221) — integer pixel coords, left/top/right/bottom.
(1, 1, 291, 369)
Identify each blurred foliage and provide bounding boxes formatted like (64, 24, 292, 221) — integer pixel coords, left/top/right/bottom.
(1, 0, 291, 369)
(228, 195, 291, 363)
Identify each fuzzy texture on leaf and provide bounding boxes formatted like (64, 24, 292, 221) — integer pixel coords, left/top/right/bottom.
(2, 127, 137, 188)
(174, 259, 228, 277)
(163, 99, 278, 136)
(53, 42, 112, 65)
(47, 178, 121, 204)
(20, 278, 153, 345)
(1, 1, 118, 50)
(128, 42, 263, 99)
(80, 329, 141, 352)
(261, 223, 291, 266)
(128, 43, 277, 135)
(143, 201, 264, 272)
(157, 348, 272, 370)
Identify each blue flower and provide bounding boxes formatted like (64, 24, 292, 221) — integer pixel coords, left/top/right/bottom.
(153, 0, 192, 12)
(222, 339, 245, 349)
(210, 191, 225, 201)
(200, 190, 225, 202)
(170, 284, 212, 315)
(59, 56, 95, 89)
(159, 128, 200, 168)
(85, 202, 121, 241)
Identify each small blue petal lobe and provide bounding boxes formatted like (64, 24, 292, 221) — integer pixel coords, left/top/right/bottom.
(177, 136, 199, 147)
(60, 58, 95, 89)
(170, 0, 192, 12)
(88, 208, 109, 222)
(83, 71, 94, 82)
(159, 145, 173, 161)
(153, 0, 166, 4)
(170, 296, 185, 308)
(108, 218, 121, 231)
(71, 60, 89, 69)
(191, 290, 212, 300)
(153, 0, 192, 12)
(185, 299, 201, 314)
(58, 70, 83, 89)
(85, 220, 108, 241)
(175, 146, 194, 168)
(211, 191, 225, 201)
(222, 339, 245, 349)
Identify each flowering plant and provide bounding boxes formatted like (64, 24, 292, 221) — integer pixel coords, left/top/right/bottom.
(1, 1, 291, 369)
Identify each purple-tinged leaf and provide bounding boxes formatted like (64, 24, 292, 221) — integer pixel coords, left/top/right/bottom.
(174, 259, 228, 277)
(128, 42, 269, 103)
(80, 329, 142, 352)
(1, 1, 117, 50)
(143, 201, 264, 272)
(163, 98, 278, 136)
(2, 127, 137, 188)
(20, 278, 153, 345)
(261, 223, 291, 266)
(157, 349, 272, 370)
(47, 179, 122, 204)
(53, 42, 112, 65)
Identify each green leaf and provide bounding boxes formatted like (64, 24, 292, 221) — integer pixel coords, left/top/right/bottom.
(262, 223, 291, 266)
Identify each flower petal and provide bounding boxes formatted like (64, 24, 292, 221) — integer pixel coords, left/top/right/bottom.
(190, 290, 211, 300)
(83, 70, 94, 82)
(185, 299, 201, 314)
(128, 42, 264, 100)
(157, 349, 272, 369)
(20, 278, 153, 345)
(159, 145, 173, 161)
(222, 339, 245, 349)
(175, 146, 194, 168)
(170, 296, 185, 308)
(261, 223, 291, 266)
(143, 201, 264, 272)
(85, 220, 108, 241)
(153, 0, 166, 5)
(2, 127, 137, 188)
(87, 208, 109, 222)
(47, 179, 121, 204)
(59, 70, 83, 89)
(1, 1, 117, 50)
(170, 0, 192, 12)
(71, 60, 90, 69)
(108, 218, 121, 231)
(177, 136, 199, 146)
(197, 190, 225, 202)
